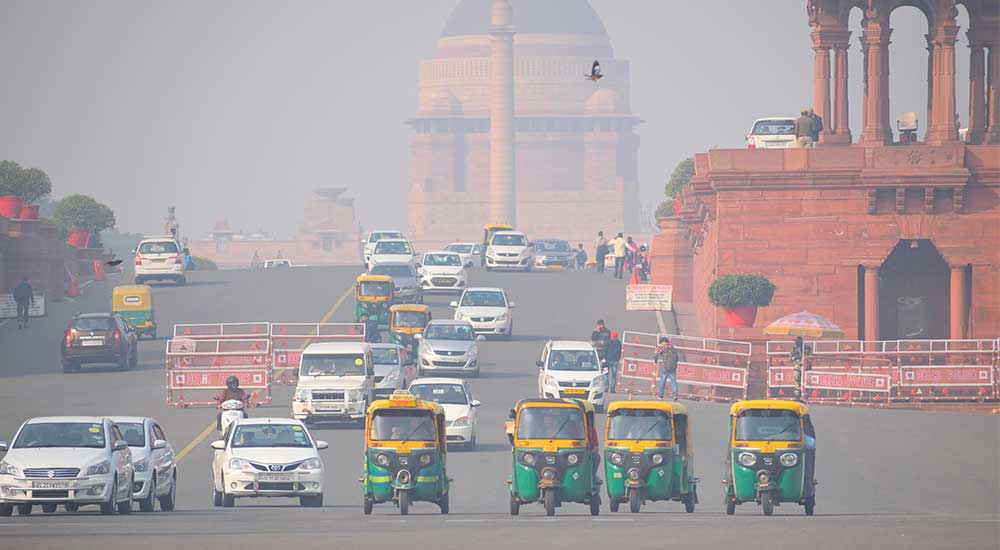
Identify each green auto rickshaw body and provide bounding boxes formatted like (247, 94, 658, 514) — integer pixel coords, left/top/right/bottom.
(355, 274, 394, 326)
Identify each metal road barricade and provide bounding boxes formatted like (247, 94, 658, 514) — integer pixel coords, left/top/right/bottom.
(165, 338, 271, 407)
(172, 322, 270, 339)
(618, 331, 659, 395)
(894, 339, 998, 401)
(269, 323, 365, 385)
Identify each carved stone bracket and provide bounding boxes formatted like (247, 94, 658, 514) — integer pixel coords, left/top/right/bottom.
(867, 188, 878, 214)
(895, 188, 906, 214)
(952, 187, 964, 213)
(924, 187, 935, 214)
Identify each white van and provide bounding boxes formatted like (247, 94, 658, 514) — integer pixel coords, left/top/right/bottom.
(746, 117, 797, 149)
(292, 342, 375, 424)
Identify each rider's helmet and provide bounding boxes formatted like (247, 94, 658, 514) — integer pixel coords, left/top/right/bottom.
(226, 375, 239, 389)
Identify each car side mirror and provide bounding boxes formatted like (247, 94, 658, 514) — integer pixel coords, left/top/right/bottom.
(315, 440, 329, 450)
(476, 335, 486, 342)
(471, 400, 481, 407)
(113, 440, 128, 452)
(366, 366, 375, 376)
(508, 409, 516, 420)
(210, 440, 226, 451)
(152, 439, 167, 450)
(509, 302, 516, 309)
(449, 301, 458, 308)
(0, 441, 7, 452)
(536, 360, 544, 368)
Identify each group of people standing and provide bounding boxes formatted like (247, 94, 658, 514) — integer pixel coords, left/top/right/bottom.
(589, 320, 679, 401)
(594, 231, 649, 280)
(793, 107, 824, 148)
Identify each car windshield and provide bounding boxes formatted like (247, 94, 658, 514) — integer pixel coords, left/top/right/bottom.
(231, 424, 312, 448)
(534, 241, 570, 252)
(72, 317, 113, 331)
(424, 254, 461, 267)
(410, 384, 469, 406)
(370, 410, 436, 442)
(446, 244, 472, 253)
(13, 422, 106, 449)
(460, 291, 505, 307)
(371, 347, 400, 365)
(608, 410, 672, 440)
(548, 349, 600, 371)
(393, 310, 427, 328)
(492, 234, 526, 246)
(300, 354, 366, 376)
(370, 232, 403, 243)
(424, 324, 474, 341)
(138, 241, 179, 254)
(116, 422, 146, 447)
(372, 264, 414, 278)
(360, 281, 391, 296)
(374, 241, 412, 255)
(751, 119, 795, 136)
(517, 408, 585, 440)
(735, 410, 803, 441)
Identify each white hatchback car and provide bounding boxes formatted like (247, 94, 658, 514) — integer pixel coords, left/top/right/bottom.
(451, 287, 515, 340)
(485, 231, 533, 271)
(746, 117, 797, 149)
(369, 238, 416, 269)
(444, 242, 482, 268)
(134, 237, 186, 285)
(409, 378, 481, 450)
(0, 416, 135, 516)
(537, 340, 607, 412)
(211, 418, 328, 508)
(110, 417, 177, 512)
(363, 230, 405, 267)
(419, 251, 468, 293)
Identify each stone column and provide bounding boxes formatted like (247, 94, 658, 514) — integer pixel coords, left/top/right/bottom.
(986, 44, 1000, 144)
(949, 265, 967, 340)
(860, 25, 892, 145)
(811, 32, 832, 143)
(859, 32, 869, 137)
(831, 42, 852, 143)
(863, 265, 880, 341)
(488, 0, 516, 226)
(926, 33, 935, 139)
(967, 34, 987, 144)
(926, 24, 960, 144)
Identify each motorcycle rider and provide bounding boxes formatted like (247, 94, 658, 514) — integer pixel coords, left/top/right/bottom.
(216, 375, 249, 430)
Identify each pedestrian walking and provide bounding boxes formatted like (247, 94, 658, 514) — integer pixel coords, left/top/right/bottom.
(605, 330, 623, 393)
(13, 276, 34, 329)
(609, 233, 627, 279)
(595, 231, 608, 273)
(590, 319, 611, 360)
(654, 337, 679, 400)
(575, 243, 587, 270)
(794, 109, 814, 148)
(360, 313, 381, 343)
(808, 108, 823, 145)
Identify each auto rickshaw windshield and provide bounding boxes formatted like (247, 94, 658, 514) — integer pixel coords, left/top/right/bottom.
(300, 354, 366, 377)
(370, 410, 436, 441)
(360, 281, 391, 297)
(608, 409, 672, 440)
(517, 407, 585, 440)
(394, 311, 426, 328)
(735, 409, 802, 441)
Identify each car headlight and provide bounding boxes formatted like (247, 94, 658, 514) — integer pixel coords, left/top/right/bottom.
(454, 311, 467, 320)
(610, 452, 623, 465)
(737, 452, 757, 467)
(543, 374, 558, 386)
(780, 453, 799, 467)
(294, 389, 309, 401)
(85, 460, 111, 475)
(495, 312, 507, 321)
(591, 375, 604, 387)
(651, 454, 664, 465)
(419, 454, 432, 465)
(348, 389, 363, 400)
(566, 453, 579, 465)
(452, 416, 470, 427)
(375, 454, 390, 467)
(299, 458, 322, 471)
(133, 458, 149, 473)
(0, 461, 21, 477)
(522, 452, 535, 465)
(227, 458, 254, 473)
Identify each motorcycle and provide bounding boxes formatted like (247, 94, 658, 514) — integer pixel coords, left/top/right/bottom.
(217, 399, 246, 435)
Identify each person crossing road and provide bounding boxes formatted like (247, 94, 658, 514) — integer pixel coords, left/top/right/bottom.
(13, 276, 34, 329)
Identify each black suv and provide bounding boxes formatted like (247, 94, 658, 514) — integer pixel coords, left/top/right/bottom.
(61, 313, 139, 373)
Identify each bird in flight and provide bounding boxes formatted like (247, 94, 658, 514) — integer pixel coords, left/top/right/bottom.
(586, 60, 603, 81)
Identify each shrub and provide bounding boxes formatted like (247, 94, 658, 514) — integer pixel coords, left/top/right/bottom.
(190, 256, 218, 270)
(708, 274, 776, 308)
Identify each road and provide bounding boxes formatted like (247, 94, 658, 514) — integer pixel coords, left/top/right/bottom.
(0, 265, 997, 550)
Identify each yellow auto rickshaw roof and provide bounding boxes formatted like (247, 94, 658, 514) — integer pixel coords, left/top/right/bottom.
(513, 398, 586, 412)
(368, 394, 444, 416)
(356, 274, 393, 283)
(607, 400, 688, 416)
(112, 284, 153, 296)
(729, 400, 809, 416)
(484, 224, 513, 231)
(390, 304, 431, 313)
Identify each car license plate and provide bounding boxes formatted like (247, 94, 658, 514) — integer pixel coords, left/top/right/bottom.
(32, 481, 71, 489)
(317, 403, 342, 411)
(258, 474, 293, 482)
(563, 388, 586, 395)
(81, 339, 104, 346)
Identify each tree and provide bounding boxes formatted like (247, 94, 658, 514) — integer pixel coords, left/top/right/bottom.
(0, 161, 53, 204)
(53, 194, 116, 234)
(0, 160, 23, 196)
(664, 157, 695, 199)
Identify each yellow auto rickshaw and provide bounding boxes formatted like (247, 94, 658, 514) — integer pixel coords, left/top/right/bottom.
(389, 304, 431, 351)
(362, 390, 450, 515)
(355, 274, 394, 325)
(604, 401, 697, 513)
(481, 224, 513, 266)
(112, 284, 156, 339)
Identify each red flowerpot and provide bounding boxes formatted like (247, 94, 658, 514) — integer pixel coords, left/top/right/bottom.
(723, 305, 758, 328)
(0, 196, 23, 219)
(18, 204, 40, 220)
(67, 228, 91, 248)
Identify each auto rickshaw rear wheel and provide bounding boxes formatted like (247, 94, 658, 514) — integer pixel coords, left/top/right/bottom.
(804, 496, 815, 516)
(609, 498, 620, 512)
(398, 490, 410, 516)
(363, 495, 373, 515)
(725, 497, 736, 515)
(589, 496, 600, 516)
(438, 492, 449, 514)
(509, 494, 519, 516)
(683, 491, 695, 513)
(628, 488, 641, 513)
(761, 492, 774, 516)
(543, 488, 556, 517)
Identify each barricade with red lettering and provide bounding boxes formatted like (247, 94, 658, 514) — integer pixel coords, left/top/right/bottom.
(894, 339, 998, 401)
(270, 323, 365, 385)
(166, 338, 271, 406)
(617, 331, 659, 394)
(670, 335, 751, 402)
(173, 322, 270, 339)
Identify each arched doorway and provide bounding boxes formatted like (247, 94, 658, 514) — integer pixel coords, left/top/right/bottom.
(878, 239, 950, 339)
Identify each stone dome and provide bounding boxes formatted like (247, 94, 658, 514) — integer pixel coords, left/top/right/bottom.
(442, 0, 608, 37)
(585, 88, 626, 114)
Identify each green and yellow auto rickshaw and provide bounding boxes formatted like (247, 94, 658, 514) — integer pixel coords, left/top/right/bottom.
(388, 304, 431, 352)
(355, 274, 394, 325)
(724, 400, 817, 516)
(112, 284, 156, 339)
(362, 390, 450, 515)
(604, 400, 697, 513)
(506, 398, 601, 516)
(481, 223, 513, 265)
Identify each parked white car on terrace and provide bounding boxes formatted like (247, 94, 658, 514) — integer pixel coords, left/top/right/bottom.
(746, 117, 797, 149)
(363, 230, 405, 267)
(0, 416, 135, 516)
(368, 238, 416, 268)
(110, 416, 177, 512)
(419, 251, 468, 293)
(485, 231, 533, 271)
(409, 378, 481, 449)
(134, 237, 186, 285)
(537, 340, 607, 412)
(211, 418, 328, 507)
(451, 287, 515, 340)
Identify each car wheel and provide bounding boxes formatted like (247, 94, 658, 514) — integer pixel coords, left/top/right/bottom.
(134, 277, 144, 285)
(62, 361, 77, 374)
(470, 368, 480, 378)
(504, 325, 513, 341)
(300, 494, 323, 507)
(469, 433, 477, 451)
(485, 266, 493, 272)
(117, 475, 133, 514)
(101, 477, 118, 514)
(222, 492, 235, 508)
(159, 472, 176, 511)
(16, 504, 31, 516)
(64, 503, 79, 513)
(119, 352, 129, 372)
(176, 277, 187, 286)
(139, 474, 156, 512)
(0, 504, 12, 517)
(130, 347, 138, 369)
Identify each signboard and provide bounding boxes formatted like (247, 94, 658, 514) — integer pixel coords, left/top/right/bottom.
(677, 362, 746, 389)
(169, 368, 268, 389)
(899, 366, 993, 386)
(805, 371, 891, 393)
(625, 285, 672, 311)
(0, 292, 45, 319)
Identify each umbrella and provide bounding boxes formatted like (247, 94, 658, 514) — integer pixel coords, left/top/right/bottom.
(763, 311, 845, 339)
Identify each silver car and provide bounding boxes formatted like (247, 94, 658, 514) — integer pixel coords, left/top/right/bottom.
(110, 417, 177, 512)
(369, 262, 423, 304)
(370, 344, 414, 397)
(416, 320, 485, 378)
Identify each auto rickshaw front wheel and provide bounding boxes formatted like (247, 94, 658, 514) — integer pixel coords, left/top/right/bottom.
(509, 494, 519, 516)
(438, 492, 449, 514)
(543, 488, 556, 517)
(628, 488, 641, 513)
(760, 492, 774, 516)
(398, 490, 410, 516)
(804, 496, 815, 516)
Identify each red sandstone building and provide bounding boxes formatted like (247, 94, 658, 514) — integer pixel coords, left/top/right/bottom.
(653, 0, 999, 341)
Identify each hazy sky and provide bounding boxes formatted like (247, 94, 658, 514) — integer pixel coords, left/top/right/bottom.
(0, 1, 971, 237)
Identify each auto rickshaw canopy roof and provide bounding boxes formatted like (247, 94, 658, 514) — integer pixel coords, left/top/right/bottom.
(112, 284, 153, 305)
(484, 224, 514, 232)
(356, 274, 393, 284)
(513, 397, 587, 412)
(368, 390, 444, 416)
(729, 399, 809, 416)
(607, 400, 687, 416)
(390, 304, 431, 313)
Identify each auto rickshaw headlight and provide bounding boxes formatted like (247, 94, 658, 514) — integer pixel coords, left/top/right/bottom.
(737, 452, 757, 467)
(651, 454, 664, 465)
(779, 452, 798, 467)
(566, 453, 579, 465)
(610, 452, 624, 465)
(522, 452, 535, 465)
(757, 471, 770, 484)
(541, 468, 556, 480)
(627, 468, 641, 480)
(375, 454, 390, 467)
(419, 454, 432, 465)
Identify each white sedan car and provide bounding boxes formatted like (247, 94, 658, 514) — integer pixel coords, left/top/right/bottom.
(409, 378, 481, 450)
(419, 251, 468, 293)
(0, 416, 135, 516)
(444, 242, 482, 268)
(111, 416, 177, 512)
(368, 238, 416, 269)
(451, 287, 515, 340)
(211, 418, 328, 508)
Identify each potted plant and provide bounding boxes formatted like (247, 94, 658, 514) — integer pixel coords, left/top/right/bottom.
(708, 274, 776, 328)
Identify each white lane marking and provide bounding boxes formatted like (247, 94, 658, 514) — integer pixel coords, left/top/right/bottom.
(0, 319, 9, 327)
(81, 280, 94, 289)
(445, 519, 486, 523)
(655, 310, 667, 334)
